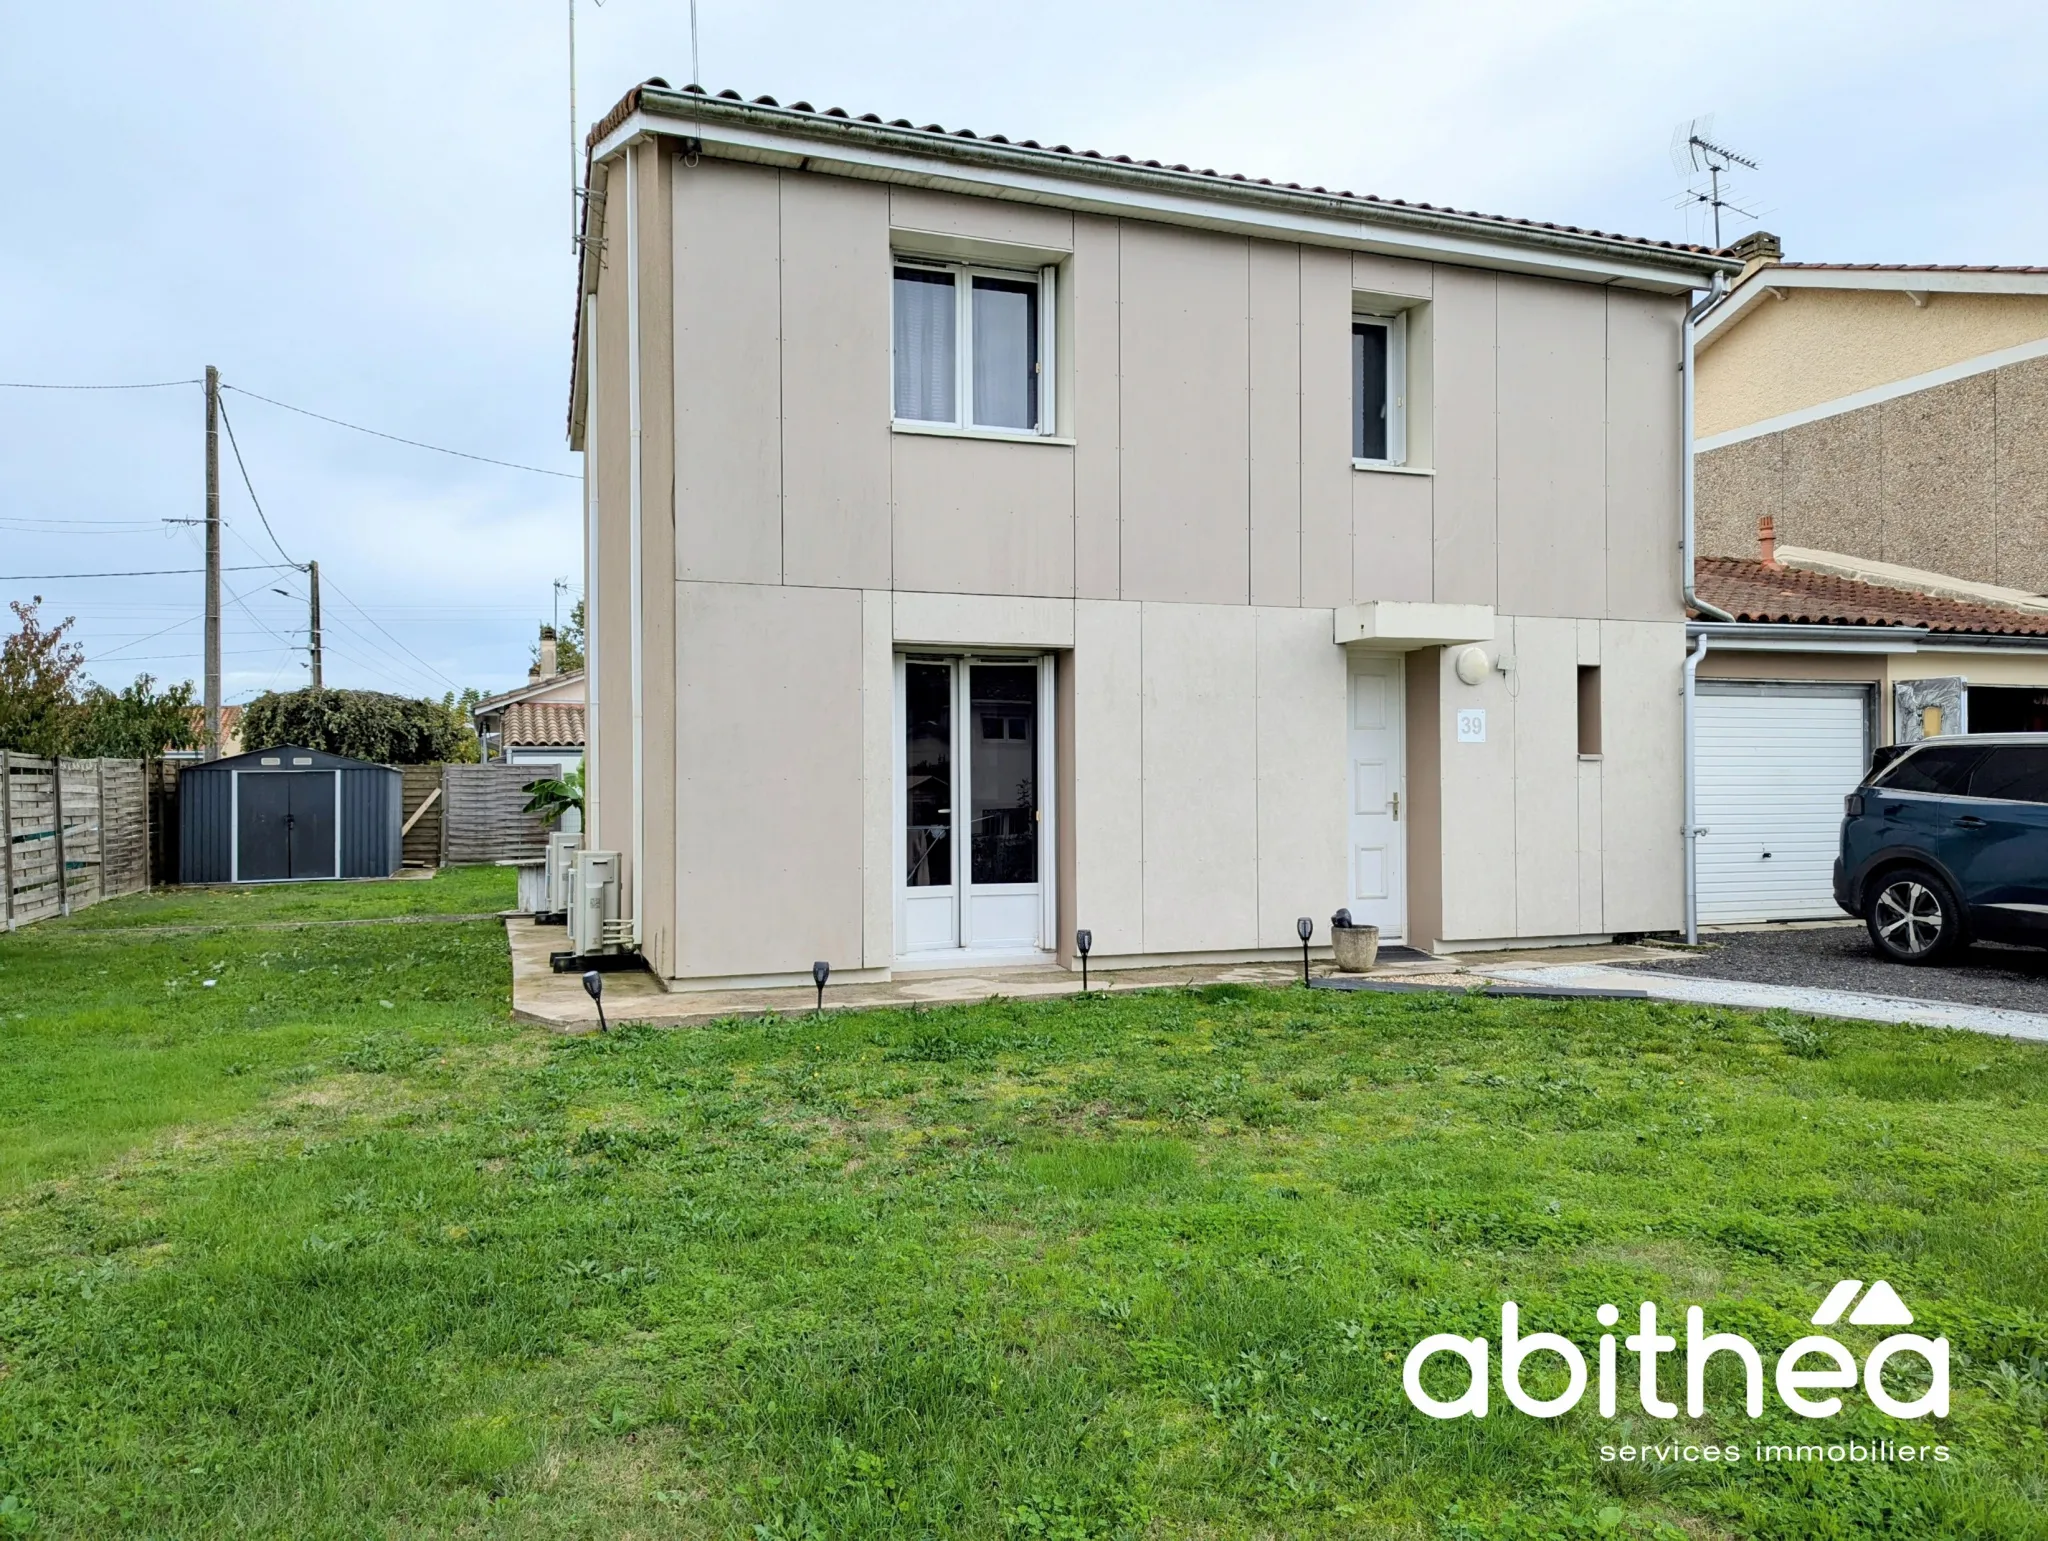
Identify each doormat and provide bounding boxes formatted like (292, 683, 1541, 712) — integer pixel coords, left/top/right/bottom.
(1309, 977, 1649, 1001)
(1373, 945, 1437, 965)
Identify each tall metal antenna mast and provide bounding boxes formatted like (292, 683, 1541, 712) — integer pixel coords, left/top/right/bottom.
(569, 0, 608, 252)
(1671, 117, 1760, 248)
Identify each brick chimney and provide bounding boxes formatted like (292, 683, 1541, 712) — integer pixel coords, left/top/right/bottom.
(1730, 229, 1783, 284)
(537, 625, 559, 680)
(1758, 514, 1779, 568)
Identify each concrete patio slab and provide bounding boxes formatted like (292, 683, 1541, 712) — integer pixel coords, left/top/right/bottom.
(504, 918, 1478, 1032)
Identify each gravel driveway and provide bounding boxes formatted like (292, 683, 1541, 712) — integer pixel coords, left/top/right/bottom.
(1623, 924, 2048, 1013)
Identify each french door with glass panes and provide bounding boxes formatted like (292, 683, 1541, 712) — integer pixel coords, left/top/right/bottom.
(897, 655, 1051, 957)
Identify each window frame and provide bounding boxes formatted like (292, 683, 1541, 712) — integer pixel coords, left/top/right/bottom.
(1351, 309, 1409, 468)
(891, 255, 1058, 439)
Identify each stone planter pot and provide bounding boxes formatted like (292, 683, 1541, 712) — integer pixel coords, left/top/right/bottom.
(1331, 923, 1380, 973)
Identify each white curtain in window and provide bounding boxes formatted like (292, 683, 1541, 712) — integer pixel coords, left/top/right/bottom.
(894, 269, 956, 422)
(972, 276, 1037, 431)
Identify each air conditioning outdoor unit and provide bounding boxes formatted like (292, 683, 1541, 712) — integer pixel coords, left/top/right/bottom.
(543, 830, 583, 917)
(569, 849, 623, 956)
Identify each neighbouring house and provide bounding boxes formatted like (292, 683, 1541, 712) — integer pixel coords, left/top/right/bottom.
(569, 82, 1737, 988)
(471, 628, 585, 774)
(167, 703, 243, 761)
(1687, 240, 2048, 924)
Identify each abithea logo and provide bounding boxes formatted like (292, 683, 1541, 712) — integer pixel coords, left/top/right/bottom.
(1403, 1280, 1947, 1422)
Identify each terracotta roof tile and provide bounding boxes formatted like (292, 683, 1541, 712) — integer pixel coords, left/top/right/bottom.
(1694, 557, 2048, 637)
(500, 701, 586, 748)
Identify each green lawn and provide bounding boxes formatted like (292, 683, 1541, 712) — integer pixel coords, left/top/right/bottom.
(2, 876, 2045, 1538)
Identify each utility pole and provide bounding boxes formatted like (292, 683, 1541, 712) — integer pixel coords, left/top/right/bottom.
(204, 365, 222, 760)
(307, 559, 324, 690)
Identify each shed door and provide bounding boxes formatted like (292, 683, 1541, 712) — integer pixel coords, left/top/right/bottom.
(1696, 685, 1868, 923)
(237, 772, 338, 881)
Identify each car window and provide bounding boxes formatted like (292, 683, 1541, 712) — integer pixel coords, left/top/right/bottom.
(1967, 745, 2048, 803)
(1877, 744, 1986, 795)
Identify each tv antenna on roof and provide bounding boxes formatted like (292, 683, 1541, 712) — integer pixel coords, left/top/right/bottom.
(1670, 116, 1760, 248)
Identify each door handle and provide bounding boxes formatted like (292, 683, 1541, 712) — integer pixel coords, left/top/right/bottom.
(1388, 791, 1400, 821)
(1955, 815, 1988, 829)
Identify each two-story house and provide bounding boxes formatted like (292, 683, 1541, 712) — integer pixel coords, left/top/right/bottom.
(1687, 239, 2048, 926)
(568, 83, 1737, 989)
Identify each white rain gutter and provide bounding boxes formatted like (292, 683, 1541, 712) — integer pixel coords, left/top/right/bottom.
(624, 143, 645, 944)
(1681, 630, 1711, 945)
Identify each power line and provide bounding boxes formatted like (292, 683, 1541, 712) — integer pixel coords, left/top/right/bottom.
(319, 573, 461, 692)
(214, 393, 302, 567)
(0, 564, 294, 580)
(0, 378, 201, 390)
(220, 383, 579, 479)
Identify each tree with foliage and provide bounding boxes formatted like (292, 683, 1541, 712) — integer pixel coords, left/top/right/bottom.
(241, 687, 479, 765)
(70, 676, 200, 759)
(0, 598, 87, 756)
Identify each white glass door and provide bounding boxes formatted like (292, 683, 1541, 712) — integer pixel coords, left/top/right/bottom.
(896, 657, 1047, 958)
(1346, 654, 1407, 941)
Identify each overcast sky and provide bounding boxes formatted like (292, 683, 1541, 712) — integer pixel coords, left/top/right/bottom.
(5, 1, 2044, 703)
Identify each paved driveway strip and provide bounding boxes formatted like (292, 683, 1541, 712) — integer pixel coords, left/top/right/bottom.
(1479, 961, 2048, 1042)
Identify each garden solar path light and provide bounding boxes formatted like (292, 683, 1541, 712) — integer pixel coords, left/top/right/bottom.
(1296, 917, 1313, 986)
(1076, 929, 1092, 993)
(813, 960, 830, 1015)
(582, 969, 607, 1033)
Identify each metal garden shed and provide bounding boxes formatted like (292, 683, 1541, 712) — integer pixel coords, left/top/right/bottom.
(177, 746, 402, 884)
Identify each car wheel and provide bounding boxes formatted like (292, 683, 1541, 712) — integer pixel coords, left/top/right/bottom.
(1865, 868, 1963, 965)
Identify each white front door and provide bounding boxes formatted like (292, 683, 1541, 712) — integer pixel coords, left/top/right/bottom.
(896, 656, 1050, 957)
(1346, 653, 1406, 941)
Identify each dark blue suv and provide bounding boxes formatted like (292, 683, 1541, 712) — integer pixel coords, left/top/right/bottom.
(1835, 734, 2048, 963)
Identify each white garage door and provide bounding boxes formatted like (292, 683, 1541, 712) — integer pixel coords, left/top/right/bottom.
(1697, 686, 1869, 924)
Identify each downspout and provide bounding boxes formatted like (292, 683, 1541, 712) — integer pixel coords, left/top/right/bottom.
(582, 291, 600, 852)
(1680, 272, 1729, 946)
(624, 142, 645, 945)
(1682, 630, 1710, 944)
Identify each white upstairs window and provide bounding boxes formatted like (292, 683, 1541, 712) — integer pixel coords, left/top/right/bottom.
(893, 258, 1056, 436)
(1352, 311, 1408, 466)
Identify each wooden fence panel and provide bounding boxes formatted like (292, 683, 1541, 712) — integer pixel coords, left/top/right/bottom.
(442, 764, 553, 866)
(400, 764, 446, 868)
(2, 756, 150, 932)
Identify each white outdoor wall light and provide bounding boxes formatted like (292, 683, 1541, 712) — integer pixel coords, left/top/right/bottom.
(1454, 646, 1490, 687)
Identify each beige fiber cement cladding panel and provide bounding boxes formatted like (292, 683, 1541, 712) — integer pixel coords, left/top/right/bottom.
(860, 591, 895, 967)
(1248, 241, 1303, 607)
(1430, 267, 1500, 608)
(892, 591, 1074, 649)
(1352, 252, 1433, 302)
(1255, 608, 1348, 947)
(1299, 246, 1355, 610)
(889, 433, 1075, 597)
(1140, 603, 1261, 952)
(590, 224, 635, 859)
(1436, 614, 1517, 944)
(1597, 620, 1683, 933)
(1071, 599, 1145, 955)
(1604, 291, 1685, 623)
(779, 174, 892, 590)
(1118, 224, 1251, 605)
(1071, 216, 1123, 600)
(1510, 617, 1584, 935)
(1696, 288, 2048, 438)
(1496, 276, 1607, 619)
(674, 159, 782, 584)
(674, 582, 866, 979)
(1351, 469, 1434, 602)
(888, 186, 1074, 252)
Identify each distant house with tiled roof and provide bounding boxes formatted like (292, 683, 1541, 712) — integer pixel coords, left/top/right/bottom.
(1679, 237, 2048, 927)
(471, 629, 583, 774)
